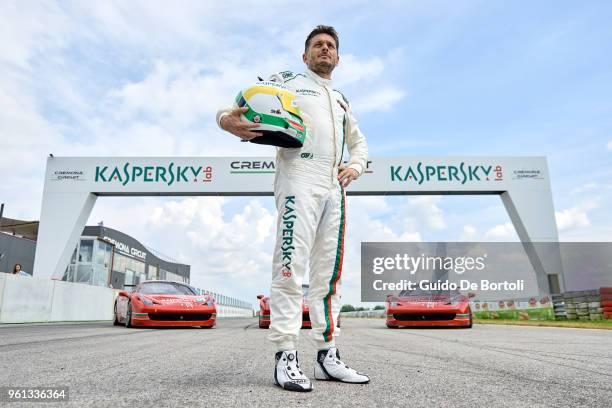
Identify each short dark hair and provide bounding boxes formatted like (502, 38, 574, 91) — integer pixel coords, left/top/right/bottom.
(305, 25, 339, 52)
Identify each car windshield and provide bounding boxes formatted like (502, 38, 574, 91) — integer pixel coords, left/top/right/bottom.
(139, 282, 196, 295)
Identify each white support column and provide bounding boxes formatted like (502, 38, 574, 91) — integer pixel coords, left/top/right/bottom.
(501, 189, 565, 293)
(33, 192, 97, 279)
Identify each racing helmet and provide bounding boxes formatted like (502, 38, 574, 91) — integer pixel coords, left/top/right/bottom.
(236, 81, 306, 148)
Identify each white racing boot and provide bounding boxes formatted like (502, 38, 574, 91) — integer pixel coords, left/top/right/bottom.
(314, 348, 370, 384)
(274, 350, 313, 392)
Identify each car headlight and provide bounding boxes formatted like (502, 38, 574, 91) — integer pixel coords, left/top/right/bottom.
(196, 296, 215, 306)
(141, 296, 154, 306)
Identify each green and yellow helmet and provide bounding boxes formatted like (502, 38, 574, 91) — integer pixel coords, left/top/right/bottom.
(236, 81, 307, 148)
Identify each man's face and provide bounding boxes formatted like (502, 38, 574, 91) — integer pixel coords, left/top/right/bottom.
(303, 33, 339, 77)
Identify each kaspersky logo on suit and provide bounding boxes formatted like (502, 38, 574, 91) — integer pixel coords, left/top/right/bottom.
(281, 196, 296, 278)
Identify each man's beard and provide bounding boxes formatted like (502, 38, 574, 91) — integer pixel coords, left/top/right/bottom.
(311, 60, 335, 77)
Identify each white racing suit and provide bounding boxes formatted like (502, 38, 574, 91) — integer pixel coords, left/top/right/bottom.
(217, 68, 368, 351)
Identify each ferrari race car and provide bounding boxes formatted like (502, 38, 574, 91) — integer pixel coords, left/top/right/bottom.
(114, 280, 216, 328)
(386, 288, 474, 328)
(257, 284, 340, 329)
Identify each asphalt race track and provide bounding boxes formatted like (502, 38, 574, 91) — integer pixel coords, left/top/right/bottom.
(1, 319, 611, 407)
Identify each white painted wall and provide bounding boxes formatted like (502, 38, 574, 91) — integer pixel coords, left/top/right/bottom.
(0, 273, 113, 323)
(0, 274, 55, 323)
(50, 279, 114, 321)
(0, 273, 7, 319)
(216, 304, 252, 318)
(0, 273, 253, 323)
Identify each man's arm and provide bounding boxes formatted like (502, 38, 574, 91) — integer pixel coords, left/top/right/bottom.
(338, 99, 368, 187)
(216, 106, 233, 128)
(345, 108, 368, 176)
(217, 105, 263, 141)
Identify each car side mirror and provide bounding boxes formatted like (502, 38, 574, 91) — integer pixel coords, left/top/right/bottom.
(468, 292, 475, 299)
(118, 290, 129, 298)
(257, 294, 264, 300)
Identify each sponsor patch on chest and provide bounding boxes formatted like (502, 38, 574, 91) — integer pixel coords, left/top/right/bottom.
(295, 89, 321, 97)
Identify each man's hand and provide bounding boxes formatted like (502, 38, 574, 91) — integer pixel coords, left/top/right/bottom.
(338, 164, 359, 188)
(220, 107, 263, 141)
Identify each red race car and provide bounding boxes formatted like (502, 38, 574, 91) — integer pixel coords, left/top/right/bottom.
(257, 284, 341, 329)
(114, 280, 216, 328)
(386, 288, 473, 328)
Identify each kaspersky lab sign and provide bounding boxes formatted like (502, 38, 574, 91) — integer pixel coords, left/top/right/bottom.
(35, 155, 561, 291)
(94, 163, 213, 186)
(44, 156, 550, 195)
(390, 162, 504, 185)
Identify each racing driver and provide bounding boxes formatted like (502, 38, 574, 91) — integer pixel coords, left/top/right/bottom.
(217, 25, 370, 392)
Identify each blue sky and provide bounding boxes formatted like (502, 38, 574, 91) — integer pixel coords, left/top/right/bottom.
(1, 1, 611, 306)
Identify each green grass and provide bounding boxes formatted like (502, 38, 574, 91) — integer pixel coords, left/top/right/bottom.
(474, 318, 612, 330)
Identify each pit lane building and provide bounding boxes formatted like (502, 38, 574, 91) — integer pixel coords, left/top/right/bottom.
(71, 225, 190, 289)
(0, 220, 189, 289)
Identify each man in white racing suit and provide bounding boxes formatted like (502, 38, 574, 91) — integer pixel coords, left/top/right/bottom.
(217, 25, 370, 392)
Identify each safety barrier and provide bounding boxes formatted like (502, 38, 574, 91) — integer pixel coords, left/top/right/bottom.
(215, 304, 253, 318)
(0, 273, 254, 323)
(340, 310, 385, 318)
(0, 273, 114, 323)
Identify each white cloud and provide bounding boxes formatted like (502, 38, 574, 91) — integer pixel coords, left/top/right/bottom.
(405, 196, 446, 230)
(570, 182, 598, 195)
(110, 59, 278, 128)
(459, 225, 477, 240)
(483, 201, 598, 240)
(555, 208, 590, 231)
(0, 2, 302, 217)
(352, 87, 406, 114)
(484, 222, 517, 240)
(607, 140, 612, 151)
(0, 1, 69, 69)
(333, 49, 407, 114)
(570, 181, 612, 195)
(334, 54, 386, 88)
(92, 196, 276, 298)
(555, 201, 598, 232)
(0, 1, 406, 201)
(77, 1, 217, 49)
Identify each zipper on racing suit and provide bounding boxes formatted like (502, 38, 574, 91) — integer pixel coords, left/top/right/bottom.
(323, 85, 338, 184)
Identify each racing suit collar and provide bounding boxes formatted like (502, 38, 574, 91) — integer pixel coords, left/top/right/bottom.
(305, 68, 332, 87)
